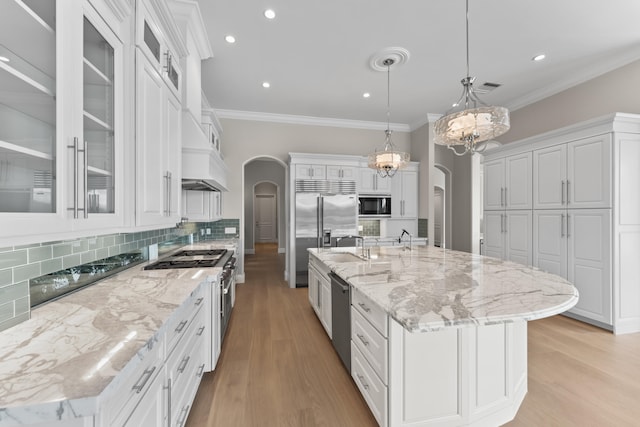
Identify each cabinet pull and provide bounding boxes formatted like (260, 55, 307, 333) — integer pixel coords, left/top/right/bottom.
(504, 187, 507, 208)
(358, 302, 371, 313)
(503, 214, 507, 233)
(164, 377, 172, 426)
(82, 141, 88, 218)
(132, 366, 156, 393)
(177, 404, 190, 427)
(356, 333, 369, 346)
(501, 187, 504, 207)
(566, 180, 570, 204)
(195, 297, 204, 306)
(168, 171, 172, 216)
(67, 138, 79, 218)
(561, 213, 565, 237)
(561, 181, 565, 205)
(175, 320, 188, 333)
(177, 355, 190, 373)
(567, 214, 571, 238)
(197, 363, 205, 378)
(197, 325, 205, 336)
(356, 373, 370, 390)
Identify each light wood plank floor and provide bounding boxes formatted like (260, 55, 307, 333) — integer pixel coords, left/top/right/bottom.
(187, 243, 640, 426)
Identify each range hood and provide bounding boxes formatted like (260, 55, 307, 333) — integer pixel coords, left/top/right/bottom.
(182, 179, 221, 192)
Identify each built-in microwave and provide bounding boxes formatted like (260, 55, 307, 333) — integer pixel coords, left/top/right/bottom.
(358, 195, 391, 217)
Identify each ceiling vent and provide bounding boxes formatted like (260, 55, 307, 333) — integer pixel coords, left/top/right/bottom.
(475, 82, 502, 94)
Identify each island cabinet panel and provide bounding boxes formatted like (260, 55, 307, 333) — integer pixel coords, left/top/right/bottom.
(388, 320, 528, 427)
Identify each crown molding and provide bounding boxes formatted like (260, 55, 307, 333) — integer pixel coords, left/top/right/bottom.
(149, 0, 188, 57)
(506, 49, 640, 111)
(214, 109, 412, 132)
(409, 113, 442, 131)
(167, 0, 213, 59)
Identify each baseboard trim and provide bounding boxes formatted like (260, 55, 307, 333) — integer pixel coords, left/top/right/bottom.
(245, 249, 255, 255)
(278, 247, 285, 254)
(236, 273, 245, 283)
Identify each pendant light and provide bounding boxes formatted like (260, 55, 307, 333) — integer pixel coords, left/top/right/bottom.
(433, 0, 510, 156)
(368, 58, 410, 177)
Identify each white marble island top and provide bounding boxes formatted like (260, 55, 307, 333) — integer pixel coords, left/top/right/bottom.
(0, 241, 232, 425)
(310, 245, 578, 332)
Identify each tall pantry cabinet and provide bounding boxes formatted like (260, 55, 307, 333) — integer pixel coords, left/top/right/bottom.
(483, 113, 640, 334)
(0, 0, 130, 246)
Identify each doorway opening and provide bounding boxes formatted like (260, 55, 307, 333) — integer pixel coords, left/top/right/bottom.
(254, 182, 278, 244)
(433, 164, 451, 249)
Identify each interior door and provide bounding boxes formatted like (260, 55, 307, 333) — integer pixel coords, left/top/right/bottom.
(255, 194, 276, 242)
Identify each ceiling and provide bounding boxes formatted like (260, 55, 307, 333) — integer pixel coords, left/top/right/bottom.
(197, 0, 640, 130)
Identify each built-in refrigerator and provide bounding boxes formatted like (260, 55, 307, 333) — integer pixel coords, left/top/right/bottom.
(295, 187, 358, 287)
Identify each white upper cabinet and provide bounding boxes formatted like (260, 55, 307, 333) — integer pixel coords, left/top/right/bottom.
(483, 210, 532, 265)
(358, 168, 392, 194)
(295, 164, 326, 180)
(534, 134, 611, 210)
(483, 152, 532, 211)
(0, 0, 130, 245)
(326, 165, 357, 181)
(391, 169, 418, 219)
(135, 0, 184, 227)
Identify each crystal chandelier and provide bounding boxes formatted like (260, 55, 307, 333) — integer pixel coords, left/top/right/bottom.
(368, 58, 410, 177)
(433, 0, 510, 156)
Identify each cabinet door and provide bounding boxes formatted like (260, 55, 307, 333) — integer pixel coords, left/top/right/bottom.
(359, 168, 376, 193)
(308, 265, 319, 314)
(327, 165, 357, 181)
(400, 170, 418, 218)
(567, 135, 611, 209)
(122, 372, 166, 427)
(165, 90, 181, 220)
(504, 211, 532, 266)
(483, 158, 505, 210)
(567, 209, 612, 325)
(320, 275, 332, 337)
(533, 210, 567, 278)
(482, 211, 505, 260)
(183, 190, 209, 220)
(533, 144, 566, 209)
(135, 51, 165, 226)
(505, 153, 532, 210)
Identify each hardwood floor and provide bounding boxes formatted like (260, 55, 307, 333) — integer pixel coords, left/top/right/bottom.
(188, 243, 640, 426)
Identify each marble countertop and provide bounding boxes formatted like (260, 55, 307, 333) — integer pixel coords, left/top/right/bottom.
(0, 242, 231, 423)
(310, 245, 578, 333)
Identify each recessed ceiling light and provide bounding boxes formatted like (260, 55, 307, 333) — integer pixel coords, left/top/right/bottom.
(532, 54, 546, 62)
(264, 9, 276, 19)
(224, 35, 236, 44)
(363, 93, 371, 98)
(262, 82, 271, 88)
(0, 56, 9, 62)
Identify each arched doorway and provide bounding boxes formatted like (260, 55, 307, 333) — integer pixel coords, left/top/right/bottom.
(434, 164, 452, 249)
(254, 182, 278, 244)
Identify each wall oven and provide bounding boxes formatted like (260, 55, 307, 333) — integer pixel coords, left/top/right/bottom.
(358, 195, 391, 217)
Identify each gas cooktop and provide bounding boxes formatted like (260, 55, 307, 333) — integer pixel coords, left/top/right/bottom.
(144, 249, 229, 270)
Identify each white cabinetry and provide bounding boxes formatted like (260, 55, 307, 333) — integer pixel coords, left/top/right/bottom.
(484, 153, 532, 210)
(308, 254, 332, 337)
(181, 190, 222, 222)
(483, 210, 532, 265)
(533, 135, 611, 209)
(0, 0, 130, 245)
(134, 0, 183, 228)
(485, 113, 640, 333)
(295, 164, 326, 180)
(359, 168, 392, 194)
(327, 165, 357, 180)
(391, 169, 418, 218)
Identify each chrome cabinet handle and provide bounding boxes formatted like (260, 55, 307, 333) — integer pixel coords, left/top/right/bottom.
(168, 171, 172, 216)
(356, 333, 369, 346)
(177, 355, 190, 373)
(175, 320, 188, 333)
(132, 366, 156, 393)
(197, 363, 205, 378)
(503, 214, 507, 233)
(356, 373, 370, 390)
(195, 297, 204, 306)
(567, 214, 571, 237)
(358, 302, 371, 313)
(83, 141, 88, 218)
(164, 378, 172, 425)
(561, 181, 565, 205)
(68, 137, 79, 218)
(504, 187, 507, 208)
(177, 404, 190, 427)
(566, 180, 570, 204)
(197, 325, 205, 336)
(501, 187, 504, 207)
(561, 213, 565, 237)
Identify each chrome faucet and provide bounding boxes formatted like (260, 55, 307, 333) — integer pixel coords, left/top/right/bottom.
(336, 235, 368, 258)
(398, 229, 412, 251)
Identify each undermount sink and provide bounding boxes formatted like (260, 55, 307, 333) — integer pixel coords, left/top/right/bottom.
(324, 252, 364, 263)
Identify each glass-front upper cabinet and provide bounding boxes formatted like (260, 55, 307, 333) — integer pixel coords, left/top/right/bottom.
(0, 0, 57, 214)
(0, 0, 127, 245)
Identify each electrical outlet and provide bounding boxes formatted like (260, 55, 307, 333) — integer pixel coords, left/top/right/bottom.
(206, 228, 211, 235)
(200, 229, 205, 236)
(358, 225, 363, 231)
(225, 227, 236, 234)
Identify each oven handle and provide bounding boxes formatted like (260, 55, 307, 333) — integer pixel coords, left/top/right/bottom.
(220, 281, 225, 318)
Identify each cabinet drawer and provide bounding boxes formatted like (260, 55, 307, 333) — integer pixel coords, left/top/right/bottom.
(352, 288, 388, 337)
(102, 337, 163, 426)
(165, 284, 206, 357)
(167, 303, 206, 393)
(352, 307, 388, 384)
(171, 339, 206, 427)
(352, 342, 387, 427)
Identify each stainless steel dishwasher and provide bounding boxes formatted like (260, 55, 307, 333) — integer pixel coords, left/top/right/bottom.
(330, 272, 351, 372)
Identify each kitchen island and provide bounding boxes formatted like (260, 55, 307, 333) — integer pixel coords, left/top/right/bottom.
(309, 245, 578, 427)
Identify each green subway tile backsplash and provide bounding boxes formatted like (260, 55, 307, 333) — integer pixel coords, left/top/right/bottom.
(0, 219, 238, 332)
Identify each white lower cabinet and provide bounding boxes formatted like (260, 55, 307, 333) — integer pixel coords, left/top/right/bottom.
(483, 210, 532, 266)
(99, 282, 210, 427)
(308, 255, 331, 337)
(534, 209, 611, 325)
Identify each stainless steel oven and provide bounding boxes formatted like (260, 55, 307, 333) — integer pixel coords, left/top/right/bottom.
(220, 256, 236, 341)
